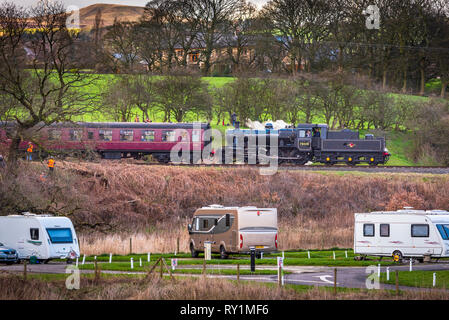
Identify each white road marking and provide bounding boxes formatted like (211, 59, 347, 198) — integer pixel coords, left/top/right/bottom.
(313, 275, 337, 284)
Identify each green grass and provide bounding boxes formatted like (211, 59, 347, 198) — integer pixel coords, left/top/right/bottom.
(380, 270, 449, 289)
(78, 263, 287, 275)
(74, 250, 396, 269)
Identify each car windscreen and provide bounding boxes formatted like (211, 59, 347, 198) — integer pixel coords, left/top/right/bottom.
(46, 228, 73, 243)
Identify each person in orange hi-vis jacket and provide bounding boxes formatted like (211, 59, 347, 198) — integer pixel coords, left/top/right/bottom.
(26, 142, 33, 161)
(47, 157, 55, 173)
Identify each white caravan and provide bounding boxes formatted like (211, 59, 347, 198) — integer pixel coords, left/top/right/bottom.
(354, 208, 449, 260)
(0, 213, 80, 262)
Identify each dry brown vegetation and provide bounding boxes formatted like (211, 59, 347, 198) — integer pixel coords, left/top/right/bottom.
(1, 273, 449, 300)
(1, 161, 449, 254)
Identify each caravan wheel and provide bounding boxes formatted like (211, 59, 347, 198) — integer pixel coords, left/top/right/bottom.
(392, 250, 403, 263)
(220, 246, 228, 259)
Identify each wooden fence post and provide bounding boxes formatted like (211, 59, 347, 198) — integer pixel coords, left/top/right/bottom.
(333, 268, 337, 295)
(177, 237, 180, 255)
(202, 258, 206, 276)
(23, 260, 27, 281)
(237, 264, 240, 283)
(160, 258, 163, 278)
(129, 238, 132, 255)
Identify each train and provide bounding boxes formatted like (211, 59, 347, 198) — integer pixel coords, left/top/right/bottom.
(0, 121, 390, 165)
(226, 123, 390, 166)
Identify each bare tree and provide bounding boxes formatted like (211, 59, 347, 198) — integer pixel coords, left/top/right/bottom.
(153, 72, 212, 122)
(0, 1, 96, 165)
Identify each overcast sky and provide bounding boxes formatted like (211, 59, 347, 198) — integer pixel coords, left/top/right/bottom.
(13, 0, 268, 9)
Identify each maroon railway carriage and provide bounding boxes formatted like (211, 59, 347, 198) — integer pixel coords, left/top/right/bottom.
(0, 122, 212, 163)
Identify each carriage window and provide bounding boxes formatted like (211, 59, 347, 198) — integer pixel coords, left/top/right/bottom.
(363, 224, 374, 237)
(411, 224, 429, 237)
(380, 224, 390, 237)
(141, 130, 155, 142)
(30, 228, 39, 240)
(69, 130, 82, 141)
(298, 130, 306, 138)
(120, 130, 133, 141)
(192, 130, 201, 142)
(88, 132, 94, 140)
(48, 129, 61, 140)
(99, 130, 112, 141)
(162, 130, 176, 142)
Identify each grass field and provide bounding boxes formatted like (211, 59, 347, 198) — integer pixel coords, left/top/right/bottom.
(380, 270, 449, 289)
(75, 249, 397, 269)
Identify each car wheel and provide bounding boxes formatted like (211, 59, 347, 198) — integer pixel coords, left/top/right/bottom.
(220, 246, 228, 259)
(190, 243, 199, 258)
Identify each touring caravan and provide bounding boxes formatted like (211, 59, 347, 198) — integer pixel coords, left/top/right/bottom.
(0, 213, 80, 262)
(188, 205, 278, 258)
(354, 208, 449, 261)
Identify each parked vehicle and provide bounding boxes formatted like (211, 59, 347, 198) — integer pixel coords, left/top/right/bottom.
(188, 205, 278, 259)
(0, 213, 80, 263)
(0, 242, 19, 264)
(354, 208, 449, 261)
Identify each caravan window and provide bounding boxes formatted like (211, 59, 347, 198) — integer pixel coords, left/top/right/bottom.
(30, 228, 39, 240)
(46, 228, 73, 243)
(212, 214, 234, 234)
(411, 224, 429, 237)
(380, 224, 390, 237)
(363, 224, 374, 237)
(437, 224, 449, 240)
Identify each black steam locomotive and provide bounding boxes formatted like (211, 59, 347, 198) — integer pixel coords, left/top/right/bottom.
(225, 123, 390, 166)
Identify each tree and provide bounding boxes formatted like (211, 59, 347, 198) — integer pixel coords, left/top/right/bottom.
(0, 1, 96, 165)
(189, 0, 242, 75)
(153, 73, 212, 122)
(101, 76, 137, 122)
(261, 0, 332, 74)
(103, 19, 140, 73)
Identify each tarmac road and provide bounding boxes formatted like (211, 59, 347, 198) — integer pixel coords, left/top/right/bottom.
(1, 261, 449, 291)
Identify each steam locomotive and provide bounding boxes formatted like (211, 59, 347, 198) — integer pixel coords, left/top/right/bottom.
(225, 123, 390, 166)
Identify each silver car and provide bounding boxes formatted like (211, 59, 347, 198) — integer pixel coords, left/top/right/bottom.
(0, 243, 19, 265)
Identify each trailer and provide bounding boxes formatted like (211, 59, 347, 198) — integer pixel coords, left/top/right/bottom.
(0, 213, 80, 263)
(354, 208, 449, 261)
(188, 205, 278, 259)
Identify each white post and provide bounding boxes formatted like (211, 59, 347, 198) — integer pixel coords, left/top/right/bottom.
(307, 251, 310, 259)
(82, 254, 86, 265)
(333, 251, 336, 260)
(139, 258, 142, 267)
(345, 251, 348, 258)
(386, 267, 390, 281)
(147, 253, 150, 262)
(261, 252, 263, 259)
(175, 250, 177, 256)
(433, 273, 436, 287)
(409, 258, 413, 272)
(130, 257, 134, 269)
(94, 256, 97, 261)
(75, 257, 79, 267)
(377, 264, 381, 278)
(282, 251, 284, 259)
(109, 253, 112, 264)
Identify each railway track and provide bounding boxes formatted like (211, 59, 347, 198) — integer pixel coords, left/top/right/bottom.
(132, 162, 449, 174)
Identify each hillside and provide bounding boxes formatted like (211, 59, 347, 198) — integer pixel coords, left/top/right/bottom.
(79, 3, 145, 29)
